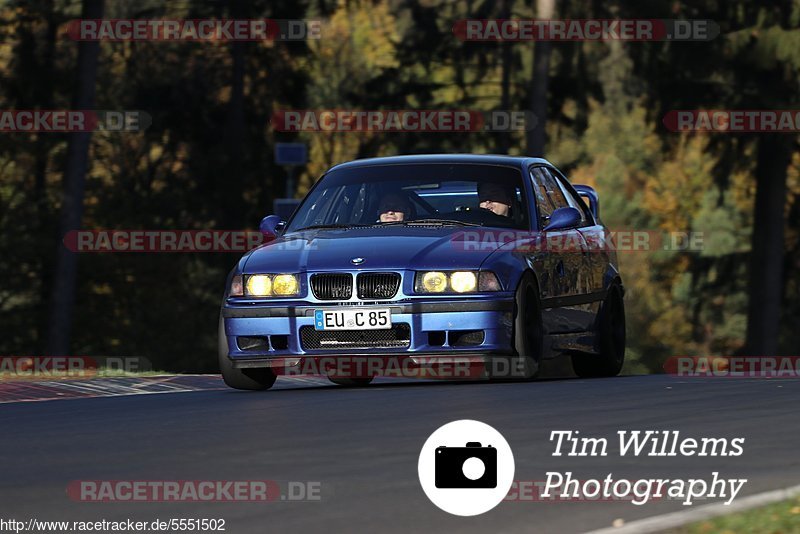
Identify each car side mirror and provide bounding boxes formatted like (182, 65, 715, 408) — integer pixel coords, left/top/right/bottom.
(259, 214, 285, 238)
(573, 184, 599, 219)
(543, 207, 582, 231)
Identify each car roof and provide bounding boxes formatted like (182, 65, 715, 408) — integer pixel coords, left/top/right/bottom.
(328, 154, 552, 171)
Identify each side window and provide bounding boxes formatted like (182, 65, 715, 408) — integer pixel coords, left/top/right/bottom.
(539, 168, 569, 210)
(530, 168, 554, 221)
(551, 170, 592, 226)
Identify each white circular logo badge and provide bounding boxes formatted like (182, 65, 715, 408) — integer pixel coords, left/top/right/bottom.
(417, 419, 515, 516)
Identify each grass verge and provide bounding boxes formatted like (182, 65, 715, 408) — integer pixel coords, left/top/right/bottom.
(673, 495, 800, 533)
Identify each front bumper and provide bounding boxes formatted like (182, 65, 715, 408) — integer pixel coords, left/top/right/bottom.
(221, 298, 515, 365)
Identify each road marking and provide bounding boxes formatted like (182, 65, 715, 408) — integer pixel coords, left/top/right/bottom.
(0, 375, 226, 403)
(586, 483, 800, 534)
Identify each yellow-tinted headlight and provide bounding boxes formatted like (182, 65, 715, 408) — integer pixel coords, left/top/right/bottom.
(272, 274, 299, 296)
(246, 275, 272, 296)
(421, 271, 448, 293)
(450, 271, 477, 293)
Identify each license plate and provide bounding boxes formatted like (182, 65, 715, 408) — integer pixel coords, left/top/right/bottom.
(314, 308, 392, 331)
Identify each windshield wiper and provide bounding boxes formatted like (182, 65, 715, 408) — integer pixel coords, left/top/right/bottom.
(295, 223, 374, 231)
(382, 219, 483, 227)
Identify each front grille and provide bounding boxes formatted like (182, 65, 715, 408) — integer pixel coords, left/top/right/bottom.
(310, 273, 353, 300)
(300, 324, 411, 350)
(357, 272, 401, 299)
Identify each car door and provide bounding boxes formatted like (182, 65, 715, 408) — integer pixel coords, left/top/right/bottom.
(529, 166, 591, 333)
(550, 168, 610, 304)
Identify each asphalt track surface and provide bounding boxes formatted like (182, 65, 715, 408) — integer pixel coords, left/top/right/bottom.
(1, 374, 798, 533)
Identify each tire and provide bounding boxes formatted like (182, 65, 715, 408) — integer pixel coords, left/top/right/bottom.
(327, 376, 374, 387)
(572, 284, 626, 378)
(218, 316, 277, 390)
(489, 272, 543, 380)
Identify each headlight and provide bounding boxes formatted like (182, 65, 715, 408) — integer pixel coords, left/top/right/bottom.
(246, 275, 272, 296)
(450, 271, 477, 293)
(272, 274, 300, 296)
(415, 270, 501, 293)
(420, 271, 448, 293)
(239, 274, 301, 297)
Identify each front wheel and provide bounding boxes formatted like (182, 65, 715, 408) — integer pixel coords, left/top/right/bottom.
(489, 272, 542, 380)
(572, 284, 626, 378)
(218, 316, 277, 390)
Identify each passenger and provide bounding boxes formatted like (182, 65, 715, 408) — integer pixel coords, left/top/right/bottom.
(478, 182, 514, 216)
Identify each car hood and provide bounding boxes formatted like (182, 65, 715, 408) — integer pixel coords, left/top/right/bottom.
(242, 227, 513, 273)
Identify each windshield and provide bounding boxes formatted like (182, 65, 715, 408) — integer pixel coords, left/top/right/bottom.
(285, 163, 529, 232)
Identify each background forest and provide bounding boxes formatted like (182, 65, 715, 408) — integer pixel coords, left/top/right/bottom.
(0, 0, 797, 373)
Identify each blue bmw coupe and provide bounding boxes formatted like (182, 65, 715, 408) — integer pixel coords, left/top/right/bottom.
(219, 155, 625, 389)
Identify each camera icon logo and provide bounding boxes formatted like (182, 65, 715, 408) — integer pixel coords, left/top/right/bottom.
(435, 442, 497, 488)
(418, 420, 515, 516)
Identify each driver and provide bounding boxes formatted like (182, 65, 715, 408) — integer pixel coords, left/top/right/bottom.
(378, 192, 411, 223)
(478, 182, 513, 216)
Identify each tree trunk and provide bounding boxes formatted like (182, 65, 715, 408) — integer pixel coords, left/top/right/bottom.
(223, 0, 246, 222)
(36, 0, 57, 353)
(526, 0, 555, 157)
(496, 0, 512, 154)
(45, 0, 103, 356)
(744, 134, 790, 356)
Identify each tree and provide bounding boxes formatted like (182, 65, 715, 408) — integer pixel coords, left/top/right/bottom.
(724, 11, 800, 356)
(45, 0, 103, 356)
(526, 0, 554, 156)
(745, 135, 792, 355)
